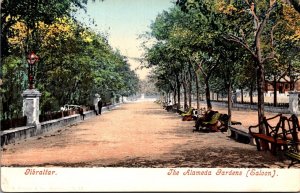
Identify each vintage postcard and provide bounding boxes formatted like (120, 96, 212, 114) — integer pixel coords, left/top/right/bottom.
(1, 0, 300, 192)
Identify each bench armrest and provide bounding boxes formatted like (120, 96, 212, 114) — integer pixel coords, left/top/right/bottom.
(248, 113, 283, 135)
(248, 124, 260, 134)
(265, 113, 282, 121)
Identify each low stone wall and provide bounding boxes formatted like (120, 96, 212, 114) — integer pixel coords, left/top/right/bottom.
(1, 126, 36, 147)
(1, 104, 119, 147)
(210, 101, 290, 114)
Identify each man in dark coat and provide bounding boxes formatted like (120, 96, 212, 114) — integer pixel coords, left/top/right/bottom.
(98, 98, 103, 115)
(79, 106, 85, 120)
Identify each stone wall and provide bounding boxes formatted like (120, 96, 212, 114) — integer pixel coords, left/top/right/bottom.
(1, 104, 119, 147)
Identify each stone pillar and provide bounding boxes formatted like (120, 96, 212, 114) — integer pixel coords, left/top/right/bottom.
(111, 92, 115, 105)
(93, 94, 100, 112)
(22, 89, 42, 127)
(111, 97, 116, 105)
(289, 91, 299, 114)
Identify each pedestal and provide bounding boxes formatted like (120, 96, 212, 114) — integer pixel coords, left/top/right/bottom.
(94, 93, 100, 112)
(111, 97, 116, 105)
(289, 91, 299, 114)
(22, 89, 42, 127)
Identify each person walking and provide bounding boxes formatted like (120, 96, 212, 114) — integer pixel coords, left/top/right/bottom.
(79, 106, 85, 120)
(98, 97, 103, 115)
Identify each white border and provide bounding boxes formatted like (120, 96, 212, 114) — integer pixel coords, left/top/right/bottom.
(1, 167, 300, 192)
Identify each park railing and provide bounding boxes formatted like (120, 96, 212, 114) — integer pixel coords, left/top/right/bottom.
(0, 109, 83, 130)
(1, 104, 113, 131)
(39, 108, 82, 123)
(1, 116, 27, 131)
(210, 99, 289, 108)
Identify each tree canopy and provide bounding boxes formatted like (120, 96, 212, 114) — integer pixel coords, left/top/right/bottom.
(144, 0, 300, 129)
(1, 0, 139, 119)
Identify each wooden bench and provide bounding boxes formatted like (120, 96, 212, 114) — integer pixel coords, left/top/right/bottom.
(282, 114, 300, 168)
(218, 114, 230, 132)
(165, 104, 177, 112)
(249, 114, 289, 155)
(228, 124, 254, 145)
(165, 105, 173, 112)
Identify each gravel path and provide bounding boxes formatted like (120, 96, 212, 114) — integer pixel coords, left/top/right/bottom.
(1, 101, 298, 168)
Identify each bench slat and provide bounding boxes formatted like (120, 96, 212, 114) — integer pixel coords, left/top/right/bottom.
(251, 133, 288, 145)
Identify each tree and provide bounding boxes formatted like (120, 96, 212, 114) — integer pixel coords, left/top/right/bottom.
(176, 0, 300, 133)
(145, 4, 229, 112)
(223, 0, 281, 133)
(1, 0, 87, 58)
(144, 9, 188, 110)
(1, 13, 140, 117)
(1, 56, 27, 119)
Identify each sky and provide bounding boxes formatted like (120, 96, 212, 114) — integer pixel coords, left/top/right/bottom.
(75, 0, 174, 80)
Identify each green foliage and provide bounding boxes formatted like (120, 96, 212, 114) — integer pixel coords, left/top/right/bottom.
(1, 56, 27, 119)
(1, 0, 87, 57)
(1, 1, 140, 118)
(146, 0, 299, 113)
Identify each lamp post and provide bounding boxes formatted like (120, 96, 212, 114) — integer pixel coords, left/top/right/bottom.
(22, 51, 41, 129)
(27, 51, 39, 89)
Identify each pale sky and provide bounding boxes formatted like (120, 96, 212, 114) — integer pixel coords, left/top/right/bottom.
(75, 0, 173, 79)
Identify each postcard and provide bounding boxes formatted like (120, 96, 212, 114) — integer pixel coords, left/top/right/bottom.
(1, 0, 300, 192)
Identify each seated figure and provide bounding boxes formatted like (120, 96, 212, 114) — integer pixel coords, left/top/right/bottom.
(194, 110, 220, 132)
(181, 107, 195, 121)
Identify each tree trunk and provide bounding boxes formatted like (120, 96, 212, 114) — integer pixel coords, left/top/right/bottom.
(273, 77, 277, 107)
(227, 83, 232, 125)
(176, 76, 181, 110)
(183, 78, 188, 111)
(241, 88, 244, 103)
(188, 82, 192, 109)
(182, 74, 189, 111)
(173, 90, 176, 105)
(254, 9, 272, 134)
(256, 61, 265, 134)
(195, 73, 200, 114)
(188, 68, 193, 109)
(165, 92, 168, 104)
(250, 83, 254, 105)
(205, 77, 212, 110)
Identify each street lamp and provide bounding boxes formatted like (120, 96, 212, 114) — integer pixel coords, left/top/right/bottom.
(27, 51, 39, 89)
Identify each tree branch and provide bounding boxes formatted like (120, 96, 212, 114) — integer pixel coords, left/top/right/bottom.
(277, 71, 288, 82)
(262, 52, 277, 64)
(223, 35, 256, 58)
(209, 60, 219, 73)
(255, 1, 277, 45)
(198, 65, 207, 77)
(245, 0, 260, 27)
(260, 4, 278, 64)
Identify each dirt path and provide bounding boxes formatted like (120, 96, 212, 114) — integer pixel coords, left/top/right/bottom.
(1, 101, 297, 168)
